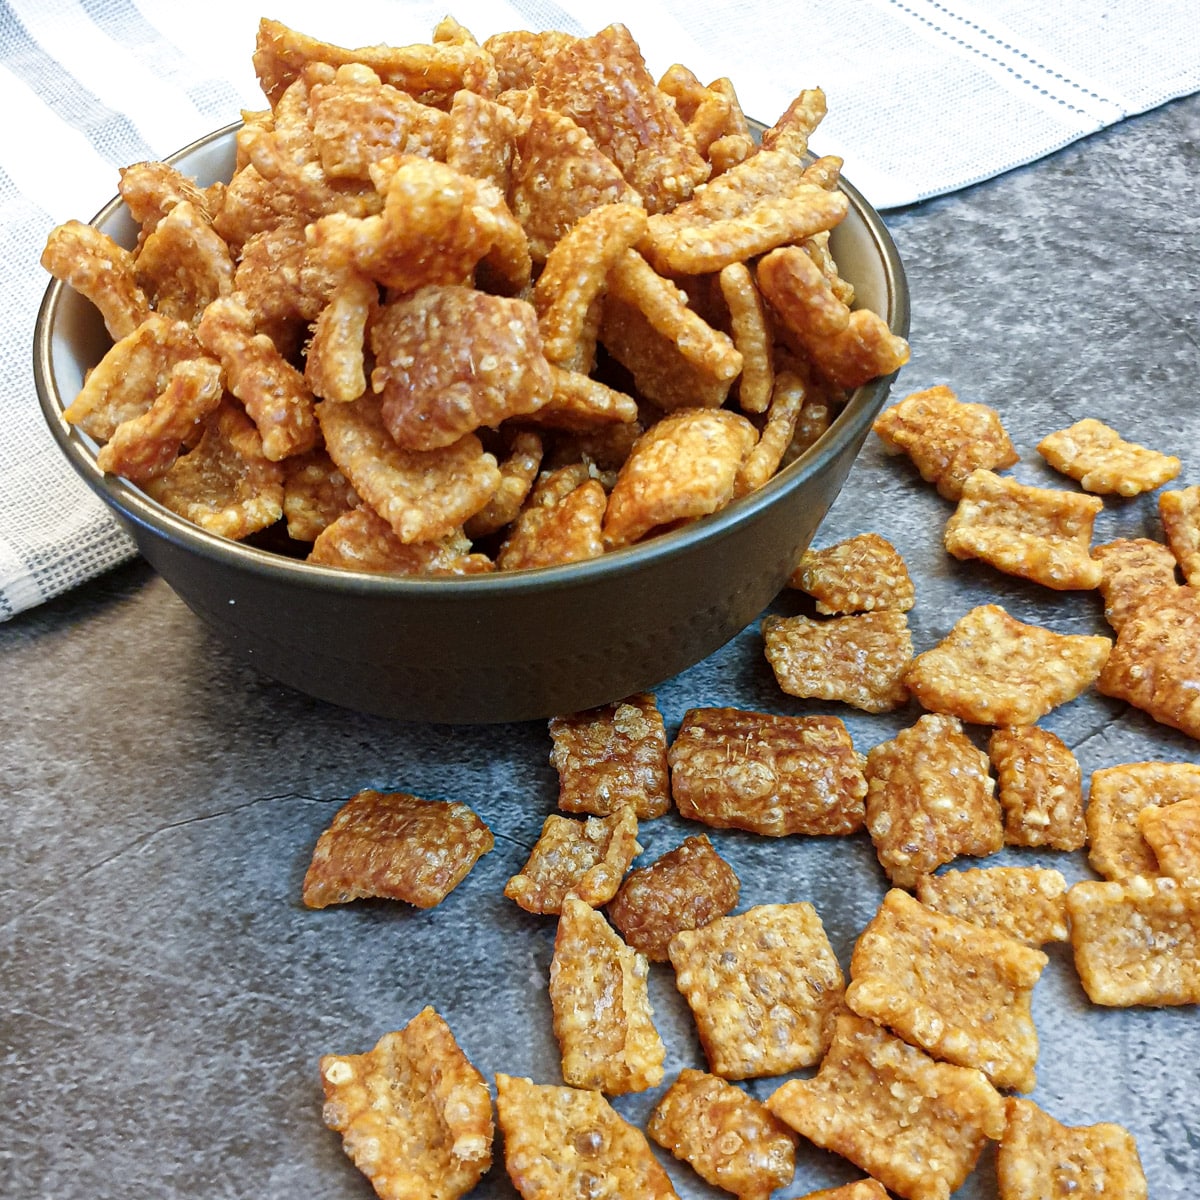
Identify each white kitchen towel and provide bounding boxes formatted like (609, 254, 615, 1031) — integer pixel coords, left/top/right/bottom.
(3, 0, 1198, 619)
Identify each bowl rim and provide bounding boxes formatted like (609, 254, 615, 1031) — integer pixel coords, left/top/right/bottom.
(33, 120, 910, 601)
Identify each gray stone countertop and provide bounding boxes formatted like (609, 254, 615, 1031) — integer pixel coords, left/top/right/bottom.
(4, 92, 1200, 1199)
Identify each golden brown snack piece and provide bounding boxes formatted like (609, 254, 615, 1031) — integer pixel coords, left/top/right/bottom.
(548, 694, 670, 819)
(1037, 417, 1180, 496)
(657, 66, 739, 159)
(997, 1097, 1147, 1200)
(988, 725, 1086, 850)
(865, 713, 1003, 889)
(1067, 875, 1200, 1006)
(1097, 585, 1200, 738)
(767, 1011, 1006, 1200)
(495, 476, 607, 570)
(846, 888, 1047, 1091)
(944, 468, 1104, 590)
(548, 895, 665, 1095)
(301, 789, 494, 909)
(319, 1007, 493, 1200)
(871, 384, 1018, 501)
(607, 834, 739, 962)
(718, 261, 774, 413)
(462, 431, 543, 538)
(1086, 762, 1200, 881)
(795, 1184, 889, 1200)
(1138, 796, 1200, 883)
(444, 87, 519, 190)
(668, 708, 867, 836)
(647, 1068, 797, 1200)
(789, 532, 915, 614)
(534, 366, 639, 431)
(283, 448, 359, 541)
(118, 159, 215, 240)
(484, 29, 576, 92)
(134, 200, 235, 324)
(905, 604, 1112, 726)
(732, 378, 808, 496)
(1160, 484, 1200, 584)
(916, 866, 1070, 946)
(309, 506, 493, 576)
(762, 611, 913, 713)
(495, 1073, 679, 1200)
(1092, 537, 1181, 632)
(304, 273, 377, 403)
(668, 902, 845, 1079)
(41, 219, 150, 339)
(504, 808, 641, 915)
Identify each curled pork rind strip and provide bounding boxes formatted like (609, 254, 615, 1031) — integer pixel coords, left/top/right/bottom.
(916, 866, 1070, 947)
(304, 272, 377, 403)
(1037, 417, 1180, 496)
(320, 1007, 493, 1200)
(42, 220, 150, 340)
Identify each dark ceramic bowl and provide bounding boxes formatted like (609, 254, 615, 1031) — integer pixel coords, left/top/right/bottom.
(34, 123, 909, 724)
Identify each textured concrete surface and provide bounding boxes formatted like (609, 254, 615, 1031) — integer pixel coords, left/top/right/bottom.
(4, 93, 1200, 1198)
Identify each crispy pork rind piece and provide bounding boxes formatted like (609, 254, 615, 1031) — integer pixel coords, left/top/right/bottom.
(766, 1011, 1006, 1200)
(846, 889, 1047, 1091)
(944, 468, 1104, 590)
(603, 409, 757, 547)
(309, 506, 492, 576)
(717, 261, 774, 413)
(1086, 762, 1200, 881)
(761, 86, 827, 157)
(301, 789, 494, 909)
(283, 448, 359, 541)
(1092, 537, 1180, 632)
(656, 66, 737, 160)
(212, 162, 307, 252)
(495, 477, 607, 571)
(905, 604, 1112, 726)
(1138, 797, 1200, 883)
(647, 1068, 798, 1200)
(1097, 585, 1200, 738)
(495, 1073, 679, 1200)
(607, 833, 739, 962)
(872, 384, 1019, 501)
(789, 532, 916, 614)
(320, 1007, 493, 1200)
(118, 159, 215, 241)
(483, 29, 576, 92)
(997, 1097, 1147, 1200)
(549, 693, 671, 819)
(133, 200, 235, 325)
(988, 725, 1086, 850)
(534, 366, 639, 431)
(196, 296, 318, 461)
(917, 866, 1070, 946)
(144, 402, 284, 539)
(733, 376, 809, 497)
(533, 23, 708, 215)
(864, 713, 1004, 889)
(95, 357, 225, 483)
(41, 220, 150, 340)
(316, 394, 501, 544)
(548, 895, 665, 1095)
(504, 808, 642, 915)
(441, 88, 518, 191)
(304, 273, 377, 403)
(640, 150, 849, 275)
(1159, 484, 1200, 584)
(668, 902, 845, 1079)
(795, 1184, 890, 1200)
(1067, 875, 1200, 1006)
(463, 430, 543, 538)
(762, 611, 913, 714)
(1037, 417, 1181, 496)
(668, 708, 867, 836)
(370, 286, 550, 450)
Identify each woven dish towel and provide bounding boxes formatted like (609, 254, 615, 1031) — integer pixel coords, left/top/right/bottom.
(3, 0, 1198, 620)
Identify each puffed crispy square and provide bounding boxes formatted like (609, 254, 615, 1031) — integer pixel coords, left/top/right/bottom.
(302, 789, 494, 909)
(504, 808, 641, 915)
(668, 903, 845, 1079)
(668, 708, 867, 836)
(484, 29, 577, 91)
(495, 477, 607, 571)
(988, 725, 1086, 850)
(762, 611, 912, 713)
(320, 1007, 492, 1200)
(905, 604, 1112, 726)
(846, 888, 1047, 1091)
(495, 1074, 678, 1200)
(549, 693, 670, 818)
(607, 834, 739, 962)
(916, 867, 1069, 946)
(1092, 537, 1180, 632)
(1097, 585, 1200, 738)
(1160, 484, 1200, 585)
(766, 1011, 1006, 1200)
(647, 1068, 797, 1200)
(865, 713, 1003, 889)
(997, 1097, 1147, 1200)
(1086, 762, 1200, 881)
(1138, 797, 1200, 883)
(309, 506, 493, 576)
(789, 532, 915, 614)
(944, 469, 1104, 590)
(548, 897, 665, 1095)
(1067, 875, 1200, 1006)
(1037, 418, 1180, 496)
(871, 384, 1018, 501)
